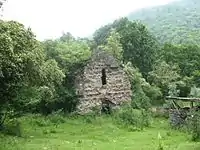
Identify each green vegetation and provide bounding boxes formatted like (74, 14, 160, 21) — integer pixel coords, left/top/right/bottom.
(1, 115, 200, 150)
(128, 0, 200, 44)
(93, 18, 158, 77)
(1, 0, 200, 149)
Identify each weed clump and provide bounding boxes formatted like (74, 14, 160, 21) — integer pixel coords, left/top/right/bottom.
(185, 110, 200, 141)
(114, 105, 152, 131)
(3, 118, 22, 137)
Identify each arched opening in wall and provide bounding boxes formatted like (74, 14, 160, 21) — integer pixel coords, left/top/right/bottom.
(101, 68, 107, 85)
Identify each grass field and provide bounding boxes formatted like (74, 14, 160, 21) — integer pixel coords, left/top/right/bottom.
(1, 115, 200, 150)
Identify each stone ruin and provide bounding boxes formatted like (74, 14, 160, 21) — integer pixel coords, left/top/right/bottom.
(74, 49, 132, 114)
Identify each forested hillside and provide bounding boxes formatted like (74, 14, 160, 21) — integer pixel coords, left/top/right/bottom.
(128, 0, 200, 44)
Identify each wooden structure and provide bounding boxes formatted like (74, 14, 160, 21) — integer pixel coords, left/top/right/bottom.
(165, 96, 200, 108)
(165, 96, 200, 127)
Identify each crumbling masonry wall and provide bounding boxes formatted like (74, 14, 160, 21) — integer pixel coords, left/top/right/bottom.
(75, 50, 132, 114)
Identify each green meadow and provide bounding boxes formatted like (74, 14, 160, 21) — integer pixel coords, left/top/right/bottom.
(1, 115, 200, 150)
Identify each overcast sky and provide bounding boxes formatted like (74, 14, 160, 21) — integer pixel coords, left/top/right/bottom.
(2, 0, 176, 40)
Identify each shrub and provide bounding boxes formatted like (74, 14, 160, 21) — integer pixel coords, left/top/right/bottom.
(28, 115, 51, 127)
(143, 85, 163, 106)
(0, 109, 23, 137)
(123, 62, 160, 109)
(114, 105, 152, 130)
(3, 118, 22, 137)
(27, 111, 66, 127)
(131, 88, 151, 110)
(82, 110, 100, 124)
(186, 110, 200, 141)
(151, 107, 169, 119)
(33, 119, 49, 127)
(47, 110, 66, 124)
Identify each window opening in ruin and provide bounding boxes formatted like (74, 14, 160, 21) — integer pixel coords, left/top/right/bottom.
(101, 68, 107, 85)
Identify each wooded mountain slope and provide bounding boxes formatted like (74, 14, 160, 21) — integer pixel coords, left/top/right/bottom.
(128, 0, 200, 44)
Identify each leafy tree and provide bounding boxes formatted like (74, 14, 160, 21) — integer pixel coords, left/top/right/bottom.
(156, 43, 200, 97)
(94, 18, 159, 77)
(98, 29, 123, 62)
(43, 33, 91, 113)
(123, 62, 162, 108)
(44, 33, 91, 72)
(119, 20, 158, 77)
(0, 21, 64, 123)
(161, 43, 200, 78)
(148, 61, 181, 96)
(93, 18, 129, 46)
(192, 71, 200, 88)
(123, 62, 151, 109)
(189, 86, 200, 97)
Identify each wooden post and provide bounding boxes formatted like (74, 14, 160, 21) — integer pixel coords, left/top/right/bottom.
(190, 102, 194, 108)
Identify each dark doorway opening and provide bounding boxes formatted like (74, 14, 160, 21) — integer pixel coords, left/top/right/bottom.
(101, 68, 107, 85)
(101, 99, 111, 114)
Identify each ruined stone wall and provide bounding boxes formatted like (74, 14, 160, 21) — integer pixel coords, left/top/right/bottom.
(75, 50, 132, 114)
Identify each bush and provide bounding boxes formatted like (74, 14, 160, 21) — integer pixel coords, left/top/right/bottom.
(114, 105, 152, 130)
(0, 110, 23, 137)
(47, 110, 66, 124)
(186, 110, 200, 141)
(3, 118, 22, 137)
(26, 114, 50, 127)
(151, 107, 169, 119)
(27, 111, 66, 127)
(123, 62, 161, 109)
(80, 108, 101, 124)
(143, 85, 163, 106)
(131, 88, 151, 110)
